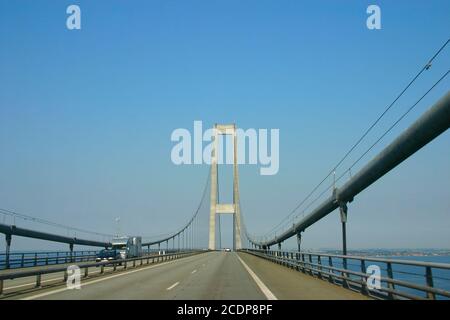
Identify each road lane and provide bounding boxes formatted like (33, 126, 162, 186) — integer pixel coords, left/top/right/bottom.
(166, 251, 266, 300)
(4, 251, 370, 300)
(17, 251, 265, 300)
(0, 253, 182, 294)
(1, 253, 203, 299)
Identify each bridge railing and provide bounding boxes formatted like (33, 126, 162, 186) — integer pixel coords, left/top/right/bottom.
(0, 250, 205, 296)
(241, 249, 450, 300)
(0, 250, 99, 270)
(0, 248, 188, 271)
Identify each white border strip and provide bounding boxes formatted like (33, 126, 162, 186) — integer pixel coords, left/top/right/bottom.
(237, 255, 277, 300)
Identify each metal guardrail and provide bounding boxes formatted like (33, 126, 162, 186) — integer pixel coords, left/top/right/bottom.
(0, 250, 205, 295)
(241, 249, 450, 300)
(0, 250, 99, 270)
(0, 248, 193, 271)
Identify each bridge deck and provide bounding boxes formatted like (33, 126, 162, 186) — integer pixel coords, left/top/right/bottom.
(239, 252, 369, 300)
(1, 251, 369, 300)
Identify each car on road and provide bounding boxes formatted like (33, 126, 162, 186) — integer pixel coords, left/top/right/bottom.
(95, 249, 121, 262)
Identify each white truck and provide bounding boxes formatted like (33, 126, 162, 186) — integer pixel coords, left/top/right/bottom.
(111, 236, 142, 260)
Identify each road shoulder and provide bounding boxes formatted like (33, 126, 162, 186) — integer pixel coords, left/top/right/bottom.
(237, 252, 371, 300)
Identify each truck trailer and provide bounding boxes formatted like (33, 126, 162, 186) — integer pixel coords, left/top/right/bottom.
(111, 236, 142, 260)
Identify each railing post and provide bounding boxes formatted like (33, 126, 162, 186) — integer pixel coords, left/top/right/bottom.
(425, 266, 436, 300)
(69, 243, 74, 263)
(328, 256, 334, 283)
(301, 253, 306, 273)
(84, 267, 88, 278)
(308, 254, 313, 275)
(295, 253, 300, 271)
(21, 253, 25, 268)
(317, 255, 322, 279)
(36, 274, 41, 287)
(360, 259, 368, 295)
(100, 265, 104, 274)
(386, 262, 396, 300)
(339, 202, 349, 288)
(0, 279, 3, 295)
(5, 234, 12, 269)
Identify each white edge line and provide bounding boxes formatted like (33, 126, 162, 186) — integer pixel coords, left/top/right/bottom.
(4, 268, 113, 290)
(237, 255, 278, 300)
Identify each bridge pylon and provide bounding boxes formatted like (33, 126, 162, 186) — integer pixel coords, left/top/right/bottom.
(208, 124, 242, 251)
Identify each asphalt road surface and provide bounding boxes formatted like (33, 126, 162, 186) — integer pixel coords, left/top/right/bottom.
(2, 251, 369, 300)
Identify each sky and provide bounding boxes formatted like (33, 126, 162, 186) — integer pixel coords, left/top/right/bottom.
(0, 0, 449, 252)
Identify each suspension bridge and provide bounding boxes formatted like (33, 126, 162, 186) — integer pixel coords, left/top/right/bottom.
(2, 33, 450, 300)
(0, 88, 449, 300)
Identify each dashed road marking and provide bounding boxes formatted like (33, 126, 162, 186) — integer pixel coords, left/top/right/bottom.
(166, 282, 180, 290)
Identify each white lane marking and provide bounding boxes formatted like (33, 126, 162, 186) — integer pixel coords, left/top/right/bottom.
(6, 278, 63, 290)
(21, 255, 199, 300)
(4, 268, 113, 290)
(237, 255, 277, 300)
(166, 282, 180, 290)
(191, 269, 197, 274)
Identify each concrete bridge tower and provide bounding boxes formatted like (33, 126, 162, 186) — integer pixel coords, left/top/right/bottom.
(208, 124, 242, 251)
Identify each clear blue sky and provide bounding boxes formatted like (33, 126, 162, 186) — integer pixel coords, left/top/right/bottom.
(0, 0, 449, 251)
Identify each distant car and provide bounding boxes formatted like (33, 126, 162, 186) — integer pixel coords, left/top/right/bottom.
(224, 248, 231, 252)
(96, 249, 121, 262)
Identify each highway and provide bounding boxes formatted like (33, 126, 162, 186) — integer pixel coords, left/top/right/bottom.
(1, 251, 369, 300)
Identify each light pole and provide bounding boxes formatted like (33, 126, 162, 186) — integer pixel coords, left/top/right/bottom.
(115, 217, 121, 238)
